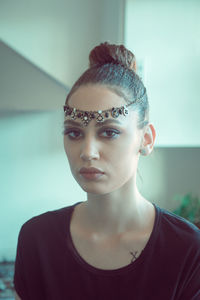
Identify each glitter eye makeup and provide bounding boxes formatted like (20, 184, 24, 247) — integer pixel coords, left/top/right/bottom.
(98, 128, 121, 139)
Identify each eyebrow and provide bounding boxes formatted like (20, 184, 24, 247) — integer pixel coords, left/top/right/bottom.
(64, 119, 122, 128)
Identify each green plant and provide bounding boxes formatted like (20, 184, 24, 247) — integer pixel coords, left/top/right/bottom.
(173, 193, 200, 225)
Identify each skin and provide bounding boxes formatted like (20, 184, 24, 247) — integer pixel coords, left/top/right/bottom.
(63, 84, 156, 238)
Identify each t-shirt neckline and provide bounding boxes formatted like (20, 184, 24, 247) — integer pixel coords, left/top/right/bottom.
(66, 201, 161, 276)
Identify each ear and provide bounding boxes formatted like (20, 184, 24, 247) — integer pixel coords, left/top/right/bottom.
(140, 123, 156, 156)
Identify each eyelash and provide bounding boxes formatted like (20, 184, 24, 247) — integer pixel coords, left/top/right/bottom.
(62, 128, 121, 140)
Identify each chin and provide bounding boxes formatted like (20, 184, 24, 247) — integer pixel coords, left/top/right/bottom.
(80, 184, 108, 195)
(78, 181, 124, 196)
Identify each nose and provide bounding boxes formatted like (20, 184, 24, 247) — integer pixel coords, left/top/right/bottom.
(80, 136, 100, 161)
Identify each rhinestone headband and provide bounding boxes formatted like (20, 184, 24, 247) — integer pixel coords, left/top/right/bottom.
(63, 100, 139, 127)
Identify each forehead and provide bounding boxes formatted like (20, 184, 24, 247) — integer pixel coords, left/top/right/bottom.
(68, 85, 127, 111)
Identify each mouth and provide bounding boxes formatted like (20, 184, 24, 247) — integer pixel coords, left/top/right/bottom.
(79, 167, 104, 180)
(79, 167, 104, 174)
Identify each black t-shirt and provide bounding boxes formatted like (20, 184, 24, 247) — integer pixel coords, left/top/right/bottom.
(14, 202, 200, 300)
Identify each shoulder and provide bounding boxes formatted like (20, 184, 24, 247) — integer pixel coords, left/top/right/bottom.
(155, 204, 200, 249)
(18, 202, 82, 241)
(158, 204, 200, 234)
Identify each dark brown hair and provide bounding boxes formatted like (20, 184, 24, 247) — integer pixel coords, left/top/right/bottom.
(65, 42, 149, 129)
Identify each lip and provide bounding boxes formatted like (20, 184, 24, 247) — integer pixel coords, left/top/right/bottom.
(79, 167, 104, 174)
(79, 167, 105, 180)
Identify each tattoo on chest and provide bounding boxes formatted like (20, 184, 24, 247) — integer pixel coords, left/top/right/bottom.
(129, 250, 138, 262)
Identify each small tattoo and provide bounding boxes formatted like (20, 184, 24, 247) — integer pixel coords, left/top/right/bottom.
(130, 251, 138, 262)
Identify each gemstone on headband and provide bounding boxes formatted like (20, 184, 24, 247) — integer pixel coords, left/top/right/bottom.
(63, 99, 138, 127)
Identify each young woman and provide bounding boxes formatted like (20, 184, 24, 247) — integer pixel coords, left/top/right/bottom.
(14, 42, 200, 300)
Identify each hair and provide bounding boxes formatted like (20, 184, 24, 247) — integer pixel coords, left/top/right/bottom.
(65, 42, 149, 129)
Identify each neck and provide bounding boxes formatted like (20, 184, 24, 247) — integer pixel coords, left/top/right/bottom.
(78, 177, 152, 236)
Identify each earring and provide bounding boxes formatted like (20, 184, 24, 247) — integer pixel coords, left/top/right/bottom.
(140, 148, 147, 155)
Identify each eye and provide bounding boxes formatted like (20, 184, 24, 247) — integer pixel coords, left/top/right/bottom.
(63, 128, 82, 140)
(99, 128, 121, 139)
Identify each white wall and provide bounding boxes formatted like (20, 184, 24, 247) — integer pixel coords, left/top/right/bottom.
(137, 148, 200, 212)
(125, 0, 200, 147)
(0, 0, 124, 87)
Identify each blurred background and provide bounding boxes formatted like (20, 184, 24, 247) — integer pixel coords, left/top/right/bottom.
(0, 0, 199, 265)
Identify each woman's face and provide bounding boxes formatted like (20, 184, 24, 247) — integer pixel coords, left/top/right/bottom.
(63, 85, 144, 195)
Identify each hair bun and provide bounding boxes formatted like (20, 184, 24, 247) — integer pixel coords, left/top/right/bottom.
(89, 42, 136, 71)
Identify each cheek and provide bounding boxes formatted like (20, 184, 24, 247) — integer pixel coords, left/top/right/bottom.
(113, 135, 140, 158)
(105, 141, 139, 174)
(112, 138, 140, 170)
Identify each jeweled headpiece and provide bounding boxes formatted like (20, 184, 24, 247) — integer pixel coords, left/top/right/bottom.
(63, 98, 142, 127)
